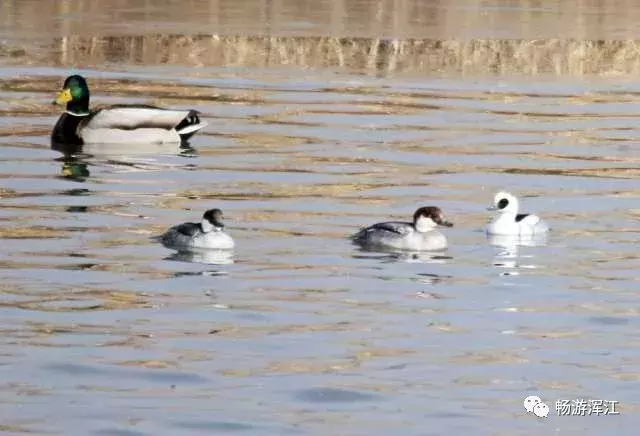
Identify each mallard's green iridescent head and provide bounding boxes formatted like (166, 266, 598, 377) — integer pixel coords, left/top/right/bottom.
(61, 161, 90, 180)
(54, 75, 90, 115)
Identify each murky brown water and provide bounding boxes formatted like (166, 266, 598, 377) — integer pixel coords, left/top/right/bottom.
(4, 0, 640, 39)
(1, 1, 639, 435)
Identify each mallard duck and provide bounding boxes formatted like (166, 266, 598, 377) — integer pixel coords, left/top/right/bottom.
(51, 75, 206, 145)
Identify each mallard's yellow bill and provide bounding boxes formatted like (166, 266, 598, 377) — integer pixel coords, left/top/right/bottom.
(61, 162, 89, 179)
(61, 164, 73, 177)
(54, 88, 72, 105)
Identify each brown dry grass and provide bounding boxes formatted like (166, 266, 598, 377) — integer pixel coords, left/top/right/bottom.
(5, 34, 640, 76)
(47, 36, 640, 76)
(4, 0, 640, 75)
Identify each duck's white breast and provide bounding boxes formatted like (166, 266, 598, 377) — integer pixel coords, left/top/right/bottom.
(191, 232, 235, 250)
(367, 230, 447, 251)
(412, 231, 448, 251)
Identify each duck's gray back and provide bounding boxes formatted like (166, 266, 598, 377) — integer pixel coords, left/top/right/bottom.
(352, 221, 412, 243)
(161, 222, 201, 248)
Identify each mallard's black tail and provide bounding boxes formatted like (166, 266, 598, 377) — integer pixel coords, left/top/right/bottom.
(175, 110, 206, 141)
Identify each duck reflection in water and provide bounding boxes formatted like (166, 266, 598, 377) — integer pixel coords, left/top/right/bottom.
(352, 247, 452, 264)
(59, 158, 90, 181)
(487, 233, 548, 273)
(52, 138, 197, 157)
(52, 139, 197, 182)
(166, 249, 234, 266)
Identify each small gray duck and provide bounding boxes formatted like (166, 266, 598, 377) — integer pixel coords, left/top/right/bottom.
(351, 206, 453, 251)
(160, 209, 235, 250)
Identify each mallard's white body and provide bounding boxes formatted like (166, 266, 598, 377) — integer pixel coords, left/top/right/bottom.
(79, 107, 206, 144)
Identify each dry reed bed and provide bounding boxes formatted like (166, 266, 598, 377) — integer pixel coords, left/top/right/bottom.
(6, 36, 640, 76)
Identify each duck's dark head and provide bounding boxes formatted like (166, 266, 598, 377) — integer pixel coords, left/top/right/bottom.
(53, 75, 90, 115)
(413, 206, 453, 232)
(201, 208, 225, 232)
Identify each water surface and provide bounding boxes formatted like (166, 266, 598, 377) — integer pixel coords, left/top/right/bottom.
(0, 1, 639, 435)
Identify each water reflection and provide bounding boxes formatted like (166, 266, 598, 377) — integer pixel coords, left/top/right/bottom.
(65, 206, 90, 213)
(53, 140, 197, 182)
(487, 234, 547, 274)
(53, 140, 196, 158)
(165, 249, 235, 266)
(487, 234, 548, 249)
(415, 273, 452, 286)
(61, 188, 92, 196)
(59, 159, 90, 181)
(353, 248, 451, 264)
(393, 252, 451, 264)
(4, 0, 640, 41)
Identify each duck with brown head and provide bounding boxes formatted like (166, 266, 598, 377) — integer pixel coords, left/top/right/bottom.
(350, 206, 453, 251)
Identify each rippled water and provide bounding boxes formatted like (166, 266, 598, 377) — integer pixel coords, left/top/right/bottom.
(1, 2, 640, 435)
(2, 67, 637, 434)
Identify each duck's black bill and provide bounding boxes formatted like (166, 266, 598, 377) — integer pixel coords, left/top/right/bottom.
(440, 221, 454, 227)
